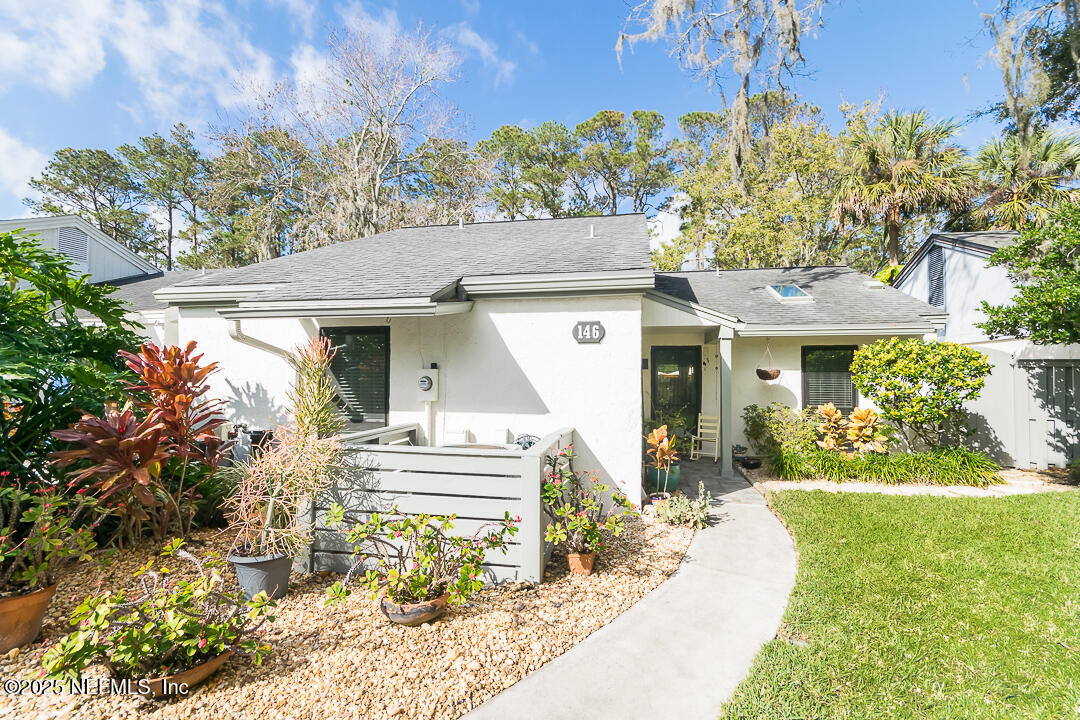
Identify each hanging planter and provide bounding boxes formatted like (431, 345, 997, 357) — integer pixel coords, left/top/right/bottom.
(756, 340, 781, 381)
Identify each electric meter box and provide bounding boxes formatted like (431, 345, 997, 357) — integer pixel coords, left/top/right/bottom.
(417, 368, 439, 401)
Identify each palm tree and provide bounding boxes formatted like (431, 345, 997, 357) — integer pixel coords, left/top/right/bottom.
(833, 111, 975, 267)
(973, 130, 1080, 230)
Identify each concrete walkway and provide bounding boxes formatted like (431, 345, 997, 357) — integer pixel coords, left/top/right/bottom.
(466, 464, 796, 720)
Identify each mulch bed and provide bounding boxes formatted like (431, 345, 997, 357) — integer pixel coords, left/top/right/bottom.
(0, 516, 693, 720)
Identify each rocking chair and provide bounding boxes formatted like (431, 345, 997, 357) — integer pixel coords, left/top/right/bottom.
(689, 413, 721, 463)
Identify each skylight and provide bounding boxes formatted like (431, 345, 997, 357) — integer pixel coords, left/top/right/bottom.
(767, 284, 813, 303)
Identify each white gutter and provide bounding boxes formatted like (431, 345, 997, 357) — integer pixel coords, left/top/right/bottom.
(217, 299, 473, 320)
(736, 322, 943, 337)
(461, 269, 654, 297)
(153, 283, 279, 305)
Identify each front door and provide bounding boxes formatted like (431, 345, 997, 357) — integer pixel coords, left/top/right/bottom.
(650, 345, 701, 428)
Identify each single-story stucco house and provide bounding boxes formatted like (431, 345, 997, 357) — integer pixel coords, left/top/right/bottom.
(102, 213, 945, 506)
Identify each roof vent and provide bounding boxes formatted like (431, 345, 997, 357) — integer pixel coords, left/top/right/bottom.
(458, 217, 464, 229)
(863, 279, 886, 291)
(57, 226, 89, 268)
(587, 223, 596, 239)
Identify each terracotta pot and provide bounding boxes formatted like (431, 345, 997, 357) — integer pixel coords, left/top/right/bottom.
(380, 593, 449, 626)
(567, 552, 597, 575)
(136, 650, 232, 699)
(0, 584, 57, 654)
(756, 368, 781, 381)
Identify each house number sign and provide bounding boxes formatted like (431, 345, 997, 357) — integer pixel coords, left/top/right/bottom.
(573, 321, 605, 344)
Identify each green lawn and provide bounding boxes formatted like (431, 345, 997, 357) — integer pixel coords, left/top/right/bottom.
(721, 491, 1080, 720)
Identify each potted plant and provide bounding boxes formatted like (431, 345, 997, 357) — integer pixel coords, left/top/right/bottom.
(645, 425, 681, 502)
(0, 478, 99, 654)
(541, 447, 636, 575)
(222, 429, 341, 599)
(222, 338, 344, 600)
(42, 539, 275, 698)
(324, 507, 518, 625)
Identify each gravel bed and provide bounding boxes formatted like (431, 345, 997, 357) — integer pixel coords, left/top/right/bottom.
(0, 516, 692, 720)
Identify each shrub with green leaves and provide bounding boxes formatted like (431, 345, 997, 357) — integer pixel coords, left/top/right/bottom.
(770, 446, 1001, 487)
(324, 508, 518, 607)
(657, 482, 711, 529)
(850, 338, 992, 449)
(42, 539, 275, 683)
(741, 403, 817, 458)
(0, 481, 99, 593)
(0, 230, 140, 484)
(541, 447, 637, 555)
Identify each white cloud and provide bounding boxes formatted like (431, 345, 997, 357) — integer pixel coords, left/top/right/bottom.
(338, 2, 404, 51)
(0, 127, 45, 210)
(0, 0, 275, 126)
(447, 22, 516, 87)
(270, 0, 317, 37)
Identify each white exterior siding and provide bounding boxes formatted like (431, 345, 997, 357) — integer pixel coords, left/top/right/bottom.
(729, 335, 893, 448)
(176, 295, 645, 499)
(897, 244, 1015, 343)
(898, 238, 1080, 467)
(0, 216, 158, 283)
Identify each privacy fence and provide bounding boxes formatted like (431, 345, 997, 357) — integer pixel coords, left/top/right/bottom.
(303, 424, 573, 582)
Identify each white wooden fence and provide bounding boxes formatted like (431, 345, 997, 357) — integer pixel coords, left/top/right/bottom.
(304, 424, 572, 582)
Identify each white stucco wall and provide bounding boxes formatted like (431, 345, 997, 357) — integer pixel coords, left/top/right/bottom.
(729, 335, 902, 448)
(175, 295, 645, 500)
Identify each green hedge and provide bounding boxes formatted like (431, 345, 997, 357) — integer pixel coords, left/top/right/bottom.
(769, 447, 1002, 487)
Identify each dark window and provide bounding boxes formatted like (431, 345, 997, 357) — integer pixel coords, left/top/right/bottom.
(802, 346, 857, 414)
(322, 327, 389, 427)
(650, 346, 701, 421)
(928, 245, 945, 308)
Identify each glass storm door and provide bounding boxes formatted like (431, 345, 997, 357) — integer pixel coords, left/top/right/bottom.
(650, 346, 702, 422)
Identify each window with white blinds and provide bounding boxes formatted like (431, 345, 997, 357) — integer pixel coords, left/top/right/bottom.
(57, 226, 89, 267)
(928, 245, 945, 308)
(802, 346, 857, 413)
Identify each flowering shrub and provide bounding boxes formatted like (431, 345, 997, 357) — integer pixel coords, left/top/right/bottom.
(541, 447, 636, 555)
(324, 508, 518, 606)
(0, 480, 99, 593)
(42, 539, 275, 683)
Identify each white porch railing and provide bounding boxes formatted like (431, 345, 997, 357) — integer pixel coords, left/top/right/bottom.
(305, 424, 573, 583)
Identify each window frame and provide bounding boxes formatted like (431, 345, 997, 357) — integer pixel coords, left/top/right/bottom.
(801, 345, 858, 414)
(320, 326, 391, 427)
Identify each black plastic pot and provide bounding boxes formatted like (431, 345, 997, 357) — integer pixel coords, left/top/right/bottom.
(228, 553, 292, 600)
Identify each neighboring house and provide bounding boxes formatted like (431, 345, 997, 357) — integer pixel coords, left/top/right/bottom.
(896, 231, 1080, 469)
(106, 214, 943, 506)
(0, 215, 158, 285)
(0, 215, 178, 343)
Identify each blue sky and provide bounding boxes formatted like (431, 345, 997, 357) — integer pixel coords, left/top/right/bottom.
(0, 0, 1023, 219)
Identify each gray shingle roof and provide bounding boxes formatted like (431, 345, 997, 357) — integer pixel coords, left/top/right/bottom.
(654, 267, 944, 327)
(77, 270, 205, 317)
(173, 214, 651, 302)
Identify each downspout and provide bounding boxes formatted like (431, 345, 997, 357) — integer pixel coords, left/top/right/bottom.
(228, 319, 291, 360)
